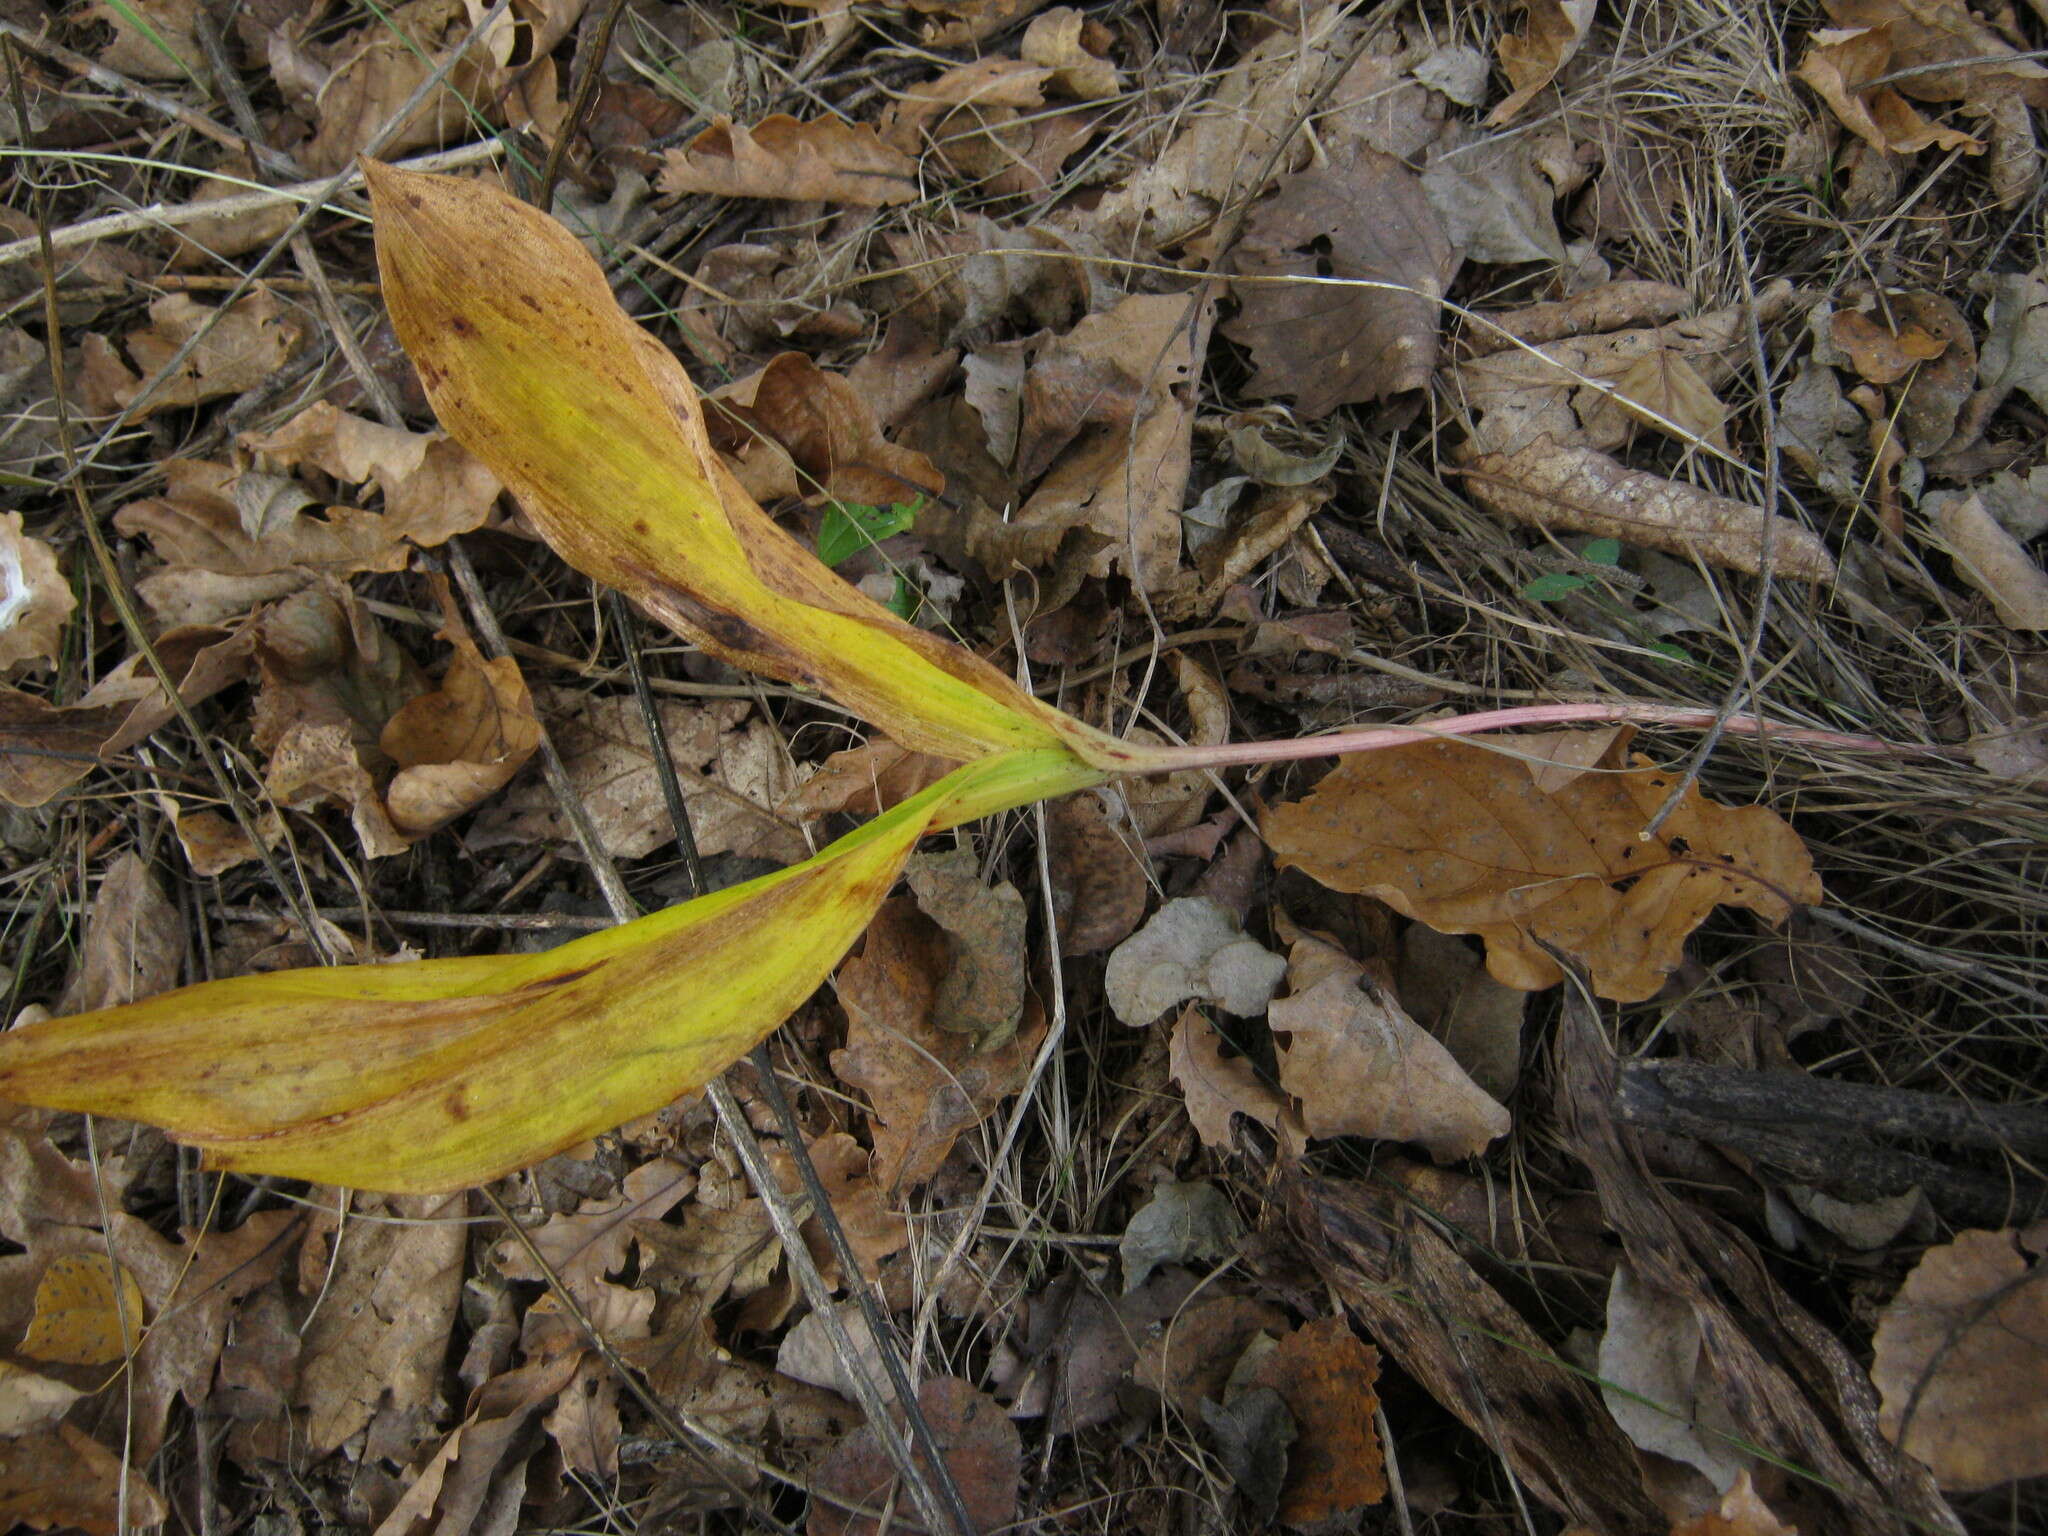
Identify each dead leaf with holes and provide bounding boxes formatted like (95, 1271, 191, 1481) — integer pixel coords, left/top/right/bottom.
(76, 289, 308, 417)
(1487, 0, 1596, 124)
(830, 897, 1047, 1191)
(1269, 932, 1511, 1161)
(660, 115, 919, 204)
(707, 352, 945, 509)
(1263, 728, 1821, 1002)
(0, 514, 73, 676)
(1223, 154, 1461, 420)
(1871, 1226, 2048, 1490)
(18, 1255, 145, 1368)
(488, 1159, 695, 1316)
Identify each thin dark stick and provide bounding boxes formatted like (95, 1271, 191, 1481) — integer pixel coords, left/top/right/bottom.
(537, 0, 632, 212)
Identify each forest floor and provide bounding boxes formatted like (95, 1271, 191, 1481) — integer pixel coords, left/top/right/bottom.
(2, 0, 2047, 1533)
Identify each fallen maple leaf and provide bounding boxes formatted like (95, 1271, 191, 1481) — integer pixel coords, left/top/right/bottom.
(660, 115, 920, 205)
(1263, 729, 1822, 1002)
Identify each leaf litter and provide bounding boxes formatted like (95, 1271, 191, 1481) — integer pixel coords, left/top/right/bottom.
(4, 0, 2048, 1532)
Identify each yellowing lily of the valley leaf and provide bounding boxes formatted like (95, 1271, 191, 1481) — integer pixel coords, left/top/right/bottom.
(0, 749, 1103, 1192)
(364, 161, 1141, 776)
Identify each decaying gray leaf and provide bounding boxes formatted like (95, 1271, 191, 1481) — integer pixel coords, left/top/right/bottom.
(1105, 896, 1286, 1026)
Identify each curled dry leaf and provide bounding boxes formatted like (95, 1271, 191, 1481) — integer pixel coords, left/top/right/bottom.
(77, 289, 308, 417)
(1870, 1226, 2048, 1490)
(84, 0, 202, 79)
(1830, 308, 1949, 385)
(708, 352, 945, 509)
(1091, 3, 1362, 251)
(1170, 1007, 1299, 1155)
(1488, 0, 1597, 125)
(1598, 1263, 1751, 1491)
(1796, 26, 1984, 155)
(1224, 155, 1460, 419)
(1262, 729, 1822, 1002)
(483, 690, 807, 864)
(903, 847, 1028, 1048)
(294, 1190, 465, 1456)
(377, 615, 542, 839)
(1045, 792, 1148, 954)
(1932, 492, 2048, 630)
(301, 0, 583, 175)
(241, 400, 502, 547)
(660, 115, 920, 205)
(1020, 7, 1120, 100)
(1669, 1472, 1801, 1536)
(0, 1423, 167, 1535)
(0, 513, 73, 675)
(1458, 440, 1838, 582)
(114, 457, 471, 627)
(1458, 280, 1690, 358)
(1009, 292, 1212, 589)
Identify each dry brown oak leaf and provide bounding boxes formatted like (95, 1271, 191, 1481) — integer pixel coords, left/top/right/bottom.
(1262, 729, 1821, 1003)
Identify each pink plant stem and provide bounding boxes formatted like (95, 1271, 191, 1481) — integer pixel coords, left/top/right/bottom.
(1139, 700, 1937, 774)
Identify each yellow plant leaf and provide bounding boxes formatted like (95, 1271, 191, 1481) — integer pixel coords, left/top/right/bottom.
(1261, 729, 1821, 1002)
(0, 749, 1100, 1193)
(20, 1255, 145, 1367)
(366, 162, 1141, 777)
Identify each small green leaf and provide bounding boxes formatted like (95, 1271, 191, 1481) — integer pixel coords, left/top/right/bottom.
(1522, 572, 1592, 602)
(1649, 640, 1696, 664)
(1582, 538, 1623, 566)
(818, 497, 921, 568)
(885, 574, 919, 621)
